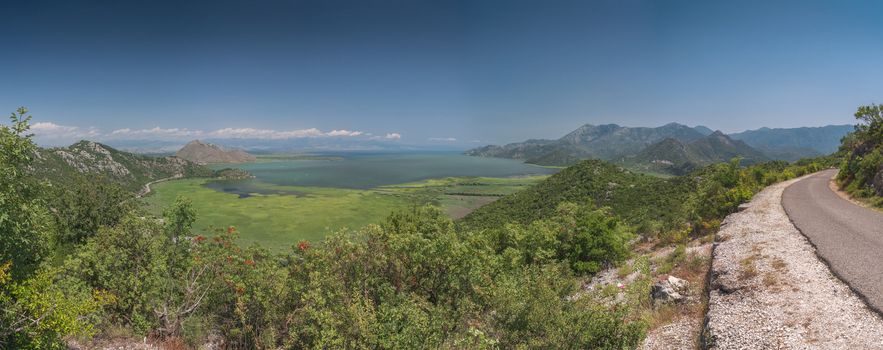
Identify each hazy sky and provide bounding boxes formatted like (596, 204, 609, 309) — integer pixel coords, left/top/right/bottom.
(2, 0, 882, 146)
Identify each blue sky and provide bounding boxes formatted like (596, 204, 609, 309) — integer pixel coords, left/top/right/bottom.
(2, 0, 882, 146)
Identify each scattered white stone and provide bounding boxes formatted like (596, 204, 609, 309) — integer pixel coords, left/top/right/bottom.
(706, 176, 883, 349)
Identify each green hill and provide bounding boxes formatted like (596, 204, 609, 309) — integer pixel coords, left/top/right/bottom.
(461, 159, 697, 232)
(31, 140, 212, 192)
(837, 106, 883, 205)
(621, 132, 769, 175)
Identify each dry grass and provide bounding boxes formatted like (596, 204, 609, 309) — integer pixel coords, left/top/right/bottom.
(739, 253, 761, 281)
(649, 304, 685, 328)
(762, 273, 779, 290)
(771, 257, 787, 271)
(737, 243, 766, 282)
(670, 253, 709, 283)
(157, 338, 190, 350)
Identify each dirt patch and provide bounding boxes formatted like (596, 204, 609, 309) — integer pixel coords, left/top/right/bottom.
(445, 195, 498, 219)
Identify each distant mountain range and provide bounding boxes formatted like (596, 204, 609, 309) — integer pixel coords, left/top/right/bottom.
(31, 140, 211, 192)
(176, 140, 256, 164)
(467, 123, 708, 163)
(465, 123, 852, 174)
(728, 125, 854, 161)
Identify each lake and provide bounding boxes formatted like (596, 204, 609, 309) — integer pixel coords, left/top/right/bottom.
(144, 152, 556, 246)
(207, 152, 557, 193)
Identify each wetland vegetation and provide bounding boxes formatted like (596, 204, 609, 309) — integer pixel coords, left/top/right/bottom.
(142, 153, 553, 247)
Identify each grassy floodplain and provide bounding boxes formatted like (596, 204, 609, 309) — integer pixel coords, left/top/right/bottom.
(142, 175, 547, 249)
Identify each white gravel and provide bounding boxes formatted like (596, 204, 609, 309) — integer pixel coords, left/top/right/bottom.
(706, 177, 883, 349)
(642, 317, 702, 350)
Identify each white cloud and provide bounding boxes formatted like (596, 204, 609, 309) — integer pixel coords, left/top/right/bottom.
(31, 122, 100, 140)
(110, 127, 202, 138)
(29, 120, 395, 145)
(205, 127, 323, 139)
(326, 129, 364, 137)
(106, 126, 370, 140)
(428, 137, 457, 142)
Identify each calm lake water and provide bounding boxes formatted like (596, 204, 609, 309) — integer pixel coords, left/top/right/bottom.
(207, 152, 557, 192)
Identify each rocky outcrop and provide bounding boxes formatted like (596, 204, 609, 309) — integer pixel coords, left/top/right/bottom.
(873, 165, 883, 196)
(175, 140, 256, 164)
(31, 140, 210, 192)
(651, 275, 689, 304)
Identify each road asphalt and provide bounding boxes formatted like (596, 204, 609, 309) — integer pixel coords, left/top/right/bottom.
(782, 169, 883, 314)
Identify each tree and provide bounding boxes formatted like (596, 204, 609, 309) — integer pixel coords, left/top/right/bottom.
(49, 174, 134, 243)
(855, 104, 883, 130)
(837, 104, 883, 198)
(552, 203, 633, 275)
(1, 263, 109, 349)
(0, 107, 54, 279)
(0, 108, 106, 348)
(64, 214, 168, 334)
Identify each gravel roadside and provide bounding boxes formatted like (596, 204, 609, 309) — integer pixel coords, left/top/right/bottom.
(705, 176, 883, 349)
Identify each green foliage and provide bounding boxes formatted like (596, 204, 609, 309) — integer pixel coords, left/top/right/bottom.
(683, 156, 835, 236)
(0, 108, 110, 348)
(551, 203, 633, 274)
(159, 205, 643, 348)
(468, 153, 836, 245)
(0, 263, 109, 349)
(212, 168, 254, 180)
(64, 214, 168, 334)
(486, 264, 645, 349)
(837, 103, 883, 204)
(623, 132, 770, 176)
(0, 107, 54, 279)
(49, 174, 134, 243)
(463, 159, 695, 237)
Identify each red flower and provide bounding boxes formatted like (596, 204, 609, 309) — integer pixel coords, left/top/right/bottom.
(227, 226, 236, 234)
(297, 241, 310, 251)
(244, 259, 255, 266)
(193, 235, 206, 243)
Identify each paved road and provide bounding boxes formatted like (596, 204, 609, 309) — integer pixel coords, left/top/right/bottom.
(782, 169, 883, 313)
(136, 174, 183, 198)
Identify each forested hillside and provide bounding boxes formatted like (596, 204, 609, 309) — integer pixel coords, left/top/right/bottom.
(462, 159, 697, 233)
(620, 131, 769, 175)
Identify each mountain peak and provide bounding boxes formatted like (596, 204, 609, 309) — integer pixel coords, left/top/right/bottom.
(693, 125, 714, 136)
(661, 122, 688, 128)
(176, 140, 256, 164)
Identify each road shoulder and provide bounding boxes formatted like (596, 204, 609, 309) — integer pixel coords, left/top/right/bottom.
(704, 176, 883, 349)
